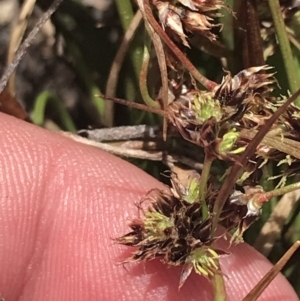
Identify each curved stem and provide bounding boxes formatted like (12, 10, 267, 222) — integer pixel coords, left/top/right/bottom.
(138, 0, 169, 139)
(32, 91, 76, 131)
(139, 31, 159, 108)
(106, 11, 143, 98)
(104, 10, 143, 126)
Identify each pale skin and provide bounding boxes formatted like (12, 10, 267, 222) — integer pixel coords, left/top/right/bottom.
(0, 113, 298, 301)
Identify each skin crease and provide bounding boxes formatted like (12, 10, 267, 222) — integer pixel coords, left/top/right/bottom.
(0, 113, 298, 301)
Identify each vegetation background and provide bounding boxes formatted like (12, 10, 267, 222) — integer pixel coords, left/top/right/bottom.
(0, 0, 299, 297)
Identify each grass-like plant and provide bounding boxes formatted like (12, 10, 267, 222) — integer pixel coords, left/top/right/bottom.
(1, 0, 300, 299)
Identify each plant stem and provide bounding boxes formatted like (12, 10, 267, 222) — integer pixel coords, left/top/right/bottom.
(139, 31, 159, 108)
(144, 20, 169, 138)
(32, 91, 76, 131)
(115, 0, 143, 82)
(268, 0, 300, 105)
(242, 241, 300, 301)
(115, 0, 134, 29)
(211, 262, 227, 301)
(198, 155, 213, 219)
(264, 181, 300, 200)
(105, 10, 143, 99)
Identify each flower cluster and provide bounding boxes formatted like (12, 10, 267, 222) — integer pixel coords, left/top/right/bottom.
(116, 0, 300, 290)
(116, 173, 263, 288)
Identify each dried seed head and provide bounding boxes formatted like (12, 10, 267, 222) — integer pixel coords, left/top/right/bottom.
(160, 66, 278, 159)
(152, 0, 230, 47)
(214, 66, 276, 107)
(177, 0, 198, 11)
(183, 11, 218, 41)
(156, 1, 190, 47)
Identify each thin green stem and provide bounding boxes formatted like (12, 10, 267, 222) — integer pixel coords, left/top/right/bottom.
(255, 181, 300, 209)
(32, 91, 76, 132)
(198, 155, 213, 220)
(115, 0, 134, 29)
(139, 30, 159, 108)
(268, 0, 300, 105)
(265, 181, 300, 199)
(115, 0, 143, 82)
(211, 265, 227, 301)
